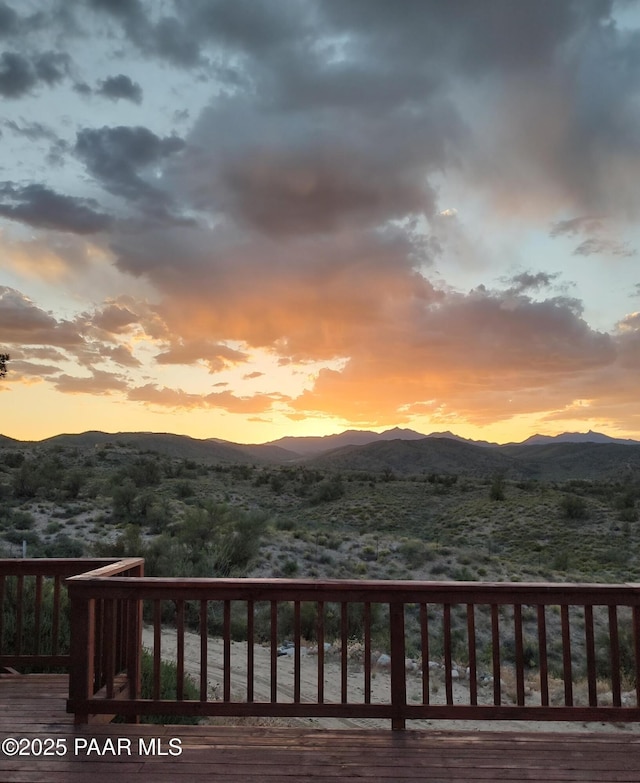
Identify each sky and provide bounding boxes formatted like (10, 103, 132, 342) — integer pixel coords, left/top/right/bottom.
(1, 0, 640, 445)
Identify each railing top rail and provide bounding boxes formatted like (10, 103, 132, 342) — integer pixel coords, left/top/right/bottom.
(63, 575, 640, 604)
(64, 557, 144, 580)
(0, 558, 135, 577)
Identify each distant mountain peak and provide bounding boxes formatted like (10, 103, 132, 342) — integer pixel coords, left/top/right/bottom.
(519, 430, 639, 446)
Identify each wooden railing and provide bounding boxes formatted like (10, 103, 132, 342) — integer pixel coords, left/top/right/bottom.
(62, 572, 640, 729)
(66, 559, 144, 723)
(0, 558, 138, 671)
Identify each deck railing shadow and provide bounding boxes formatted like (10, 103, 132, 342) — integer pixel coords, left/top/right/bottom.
(2, 559, 640, 729)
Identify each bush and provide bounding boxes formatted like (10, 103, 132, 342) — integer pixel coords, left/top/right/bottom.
(489, 475, 505, 501)
(559, 494, 588, 520)
(399, 538, 428, 569)
(135, 650, 200, 725)
(310, 475, 344, 505)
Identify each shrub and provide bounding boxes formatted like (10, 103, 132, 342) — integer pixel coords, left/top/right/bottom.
(310, 475, 345, 505)
(281, 559, 299, 576)
(399, 538, 428, 569)
(489, 475, 505, 501)
(135, 650, 200, 725)
(559, 494, 588, 520)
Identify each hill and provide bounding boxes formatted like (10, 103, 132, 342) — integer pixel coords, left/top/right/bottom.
(305, 437, 640, 481)
(519, 429, 639, 446)
(265, 427, 427, 456)
(306, 437, 518, 478)
(32, 431, 288, 464)
(501, 442, 640, 480)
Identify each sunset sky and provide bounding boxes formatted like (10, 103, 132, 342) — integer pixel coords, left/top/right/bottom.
(1, 0, 640, 444)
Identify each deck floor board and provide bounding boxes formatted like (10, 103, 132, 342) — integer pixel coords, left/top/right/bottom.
(2, 674, 640, 782)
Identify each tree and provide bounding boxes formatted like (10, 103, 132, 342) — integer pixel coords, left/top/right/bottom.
(0, 354, 8, 378)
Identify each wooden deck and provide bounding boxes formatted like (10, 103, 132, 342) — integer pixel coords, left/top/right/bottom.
(2, 675, 640, 782)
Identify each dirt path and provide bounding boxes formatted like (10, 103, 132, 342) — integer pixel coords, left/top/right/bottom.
(142, 626, 639, 733)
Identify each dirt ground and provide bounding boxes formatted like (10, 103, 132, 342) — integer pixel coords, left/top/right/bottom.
(141, 626, 640, 733)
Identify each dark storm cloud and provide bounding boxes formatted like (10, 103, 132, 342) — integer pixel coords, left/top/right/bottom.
(179, 94, 450, 237)
(0, 183, 113, 234)
(0, 52, 37, 97)
(34, 51, 70, 85)
(0, 50, 70, 97)
(0, 2, 18, 36)
(74, 126, 185, 215)
(3, 119, 60, 142)
(96, 74, 143, 104)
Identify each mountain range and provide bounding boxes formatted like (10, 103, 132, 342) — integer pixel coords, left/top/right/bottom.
(263, 427, 638, 455)
(2, 427, 639, 483)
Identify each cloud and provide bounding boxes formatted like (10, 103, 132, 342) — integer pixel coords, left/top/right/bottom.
(74, 125, 185, 217)
(550, 214, 637, 258)
(0, 52, 37, 97)
(96, 74, 143, 104)
(287, 283, 617, 425)
(0, 183, 113, 234)
(90, 303, 139, 334)
(54, 368, 129, 395)
(0, 286, 83, 347)
(0, 51, 70, 98)
(4, 119, 61, 142)
(506, 271, 560, 294)
(573, 237, 637, 258)
(34, 51, 70, 85)
(0, 2, 19, 37)
(127, 383, 283, 413)
(549, 216, 605, 237)
(155, 339, 249, 373)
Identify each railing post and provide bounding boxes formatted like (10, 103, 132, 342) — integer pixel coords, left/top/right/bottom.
(126, 561, 144, 723)
(67, 584, 95, 725)
(389, 601, 406, 730)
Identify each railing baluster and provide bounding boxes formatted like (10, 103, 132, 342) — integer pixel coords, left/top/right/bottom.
(126, 596, 141, 721)
(537, 604, 549, 706)
(52, 575, 61, 655)
(0, 575, 4, 653)
(420, 603, 429, 705)
(294, 600, 301, 703)
(364, 601, 371, 704)
(443, 603, 453, 705)
(153, 600, 162, 701)
(608, 605, 621, 707)
(467, 603, 477, 706)
(176, 599, 185, 701)
(270, 600, 277, 703)
(15, 574, 23, 655)
(317, 600, 324, 704)
(34, 575, 42, 655)
(634, 606, 640, 708)
(200, 599, 208, 702)
(94, 598, 104, 692)
(104, 599, 115, 699)
(223, 600, 231, 702)
(341, 602, 348, 704)
(247, 600, 254, 703)
(491, 604, 501, 705)
(561, 604, 573, 706)
(584, 604, 597, 706)
(514, 604, 525, 706)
